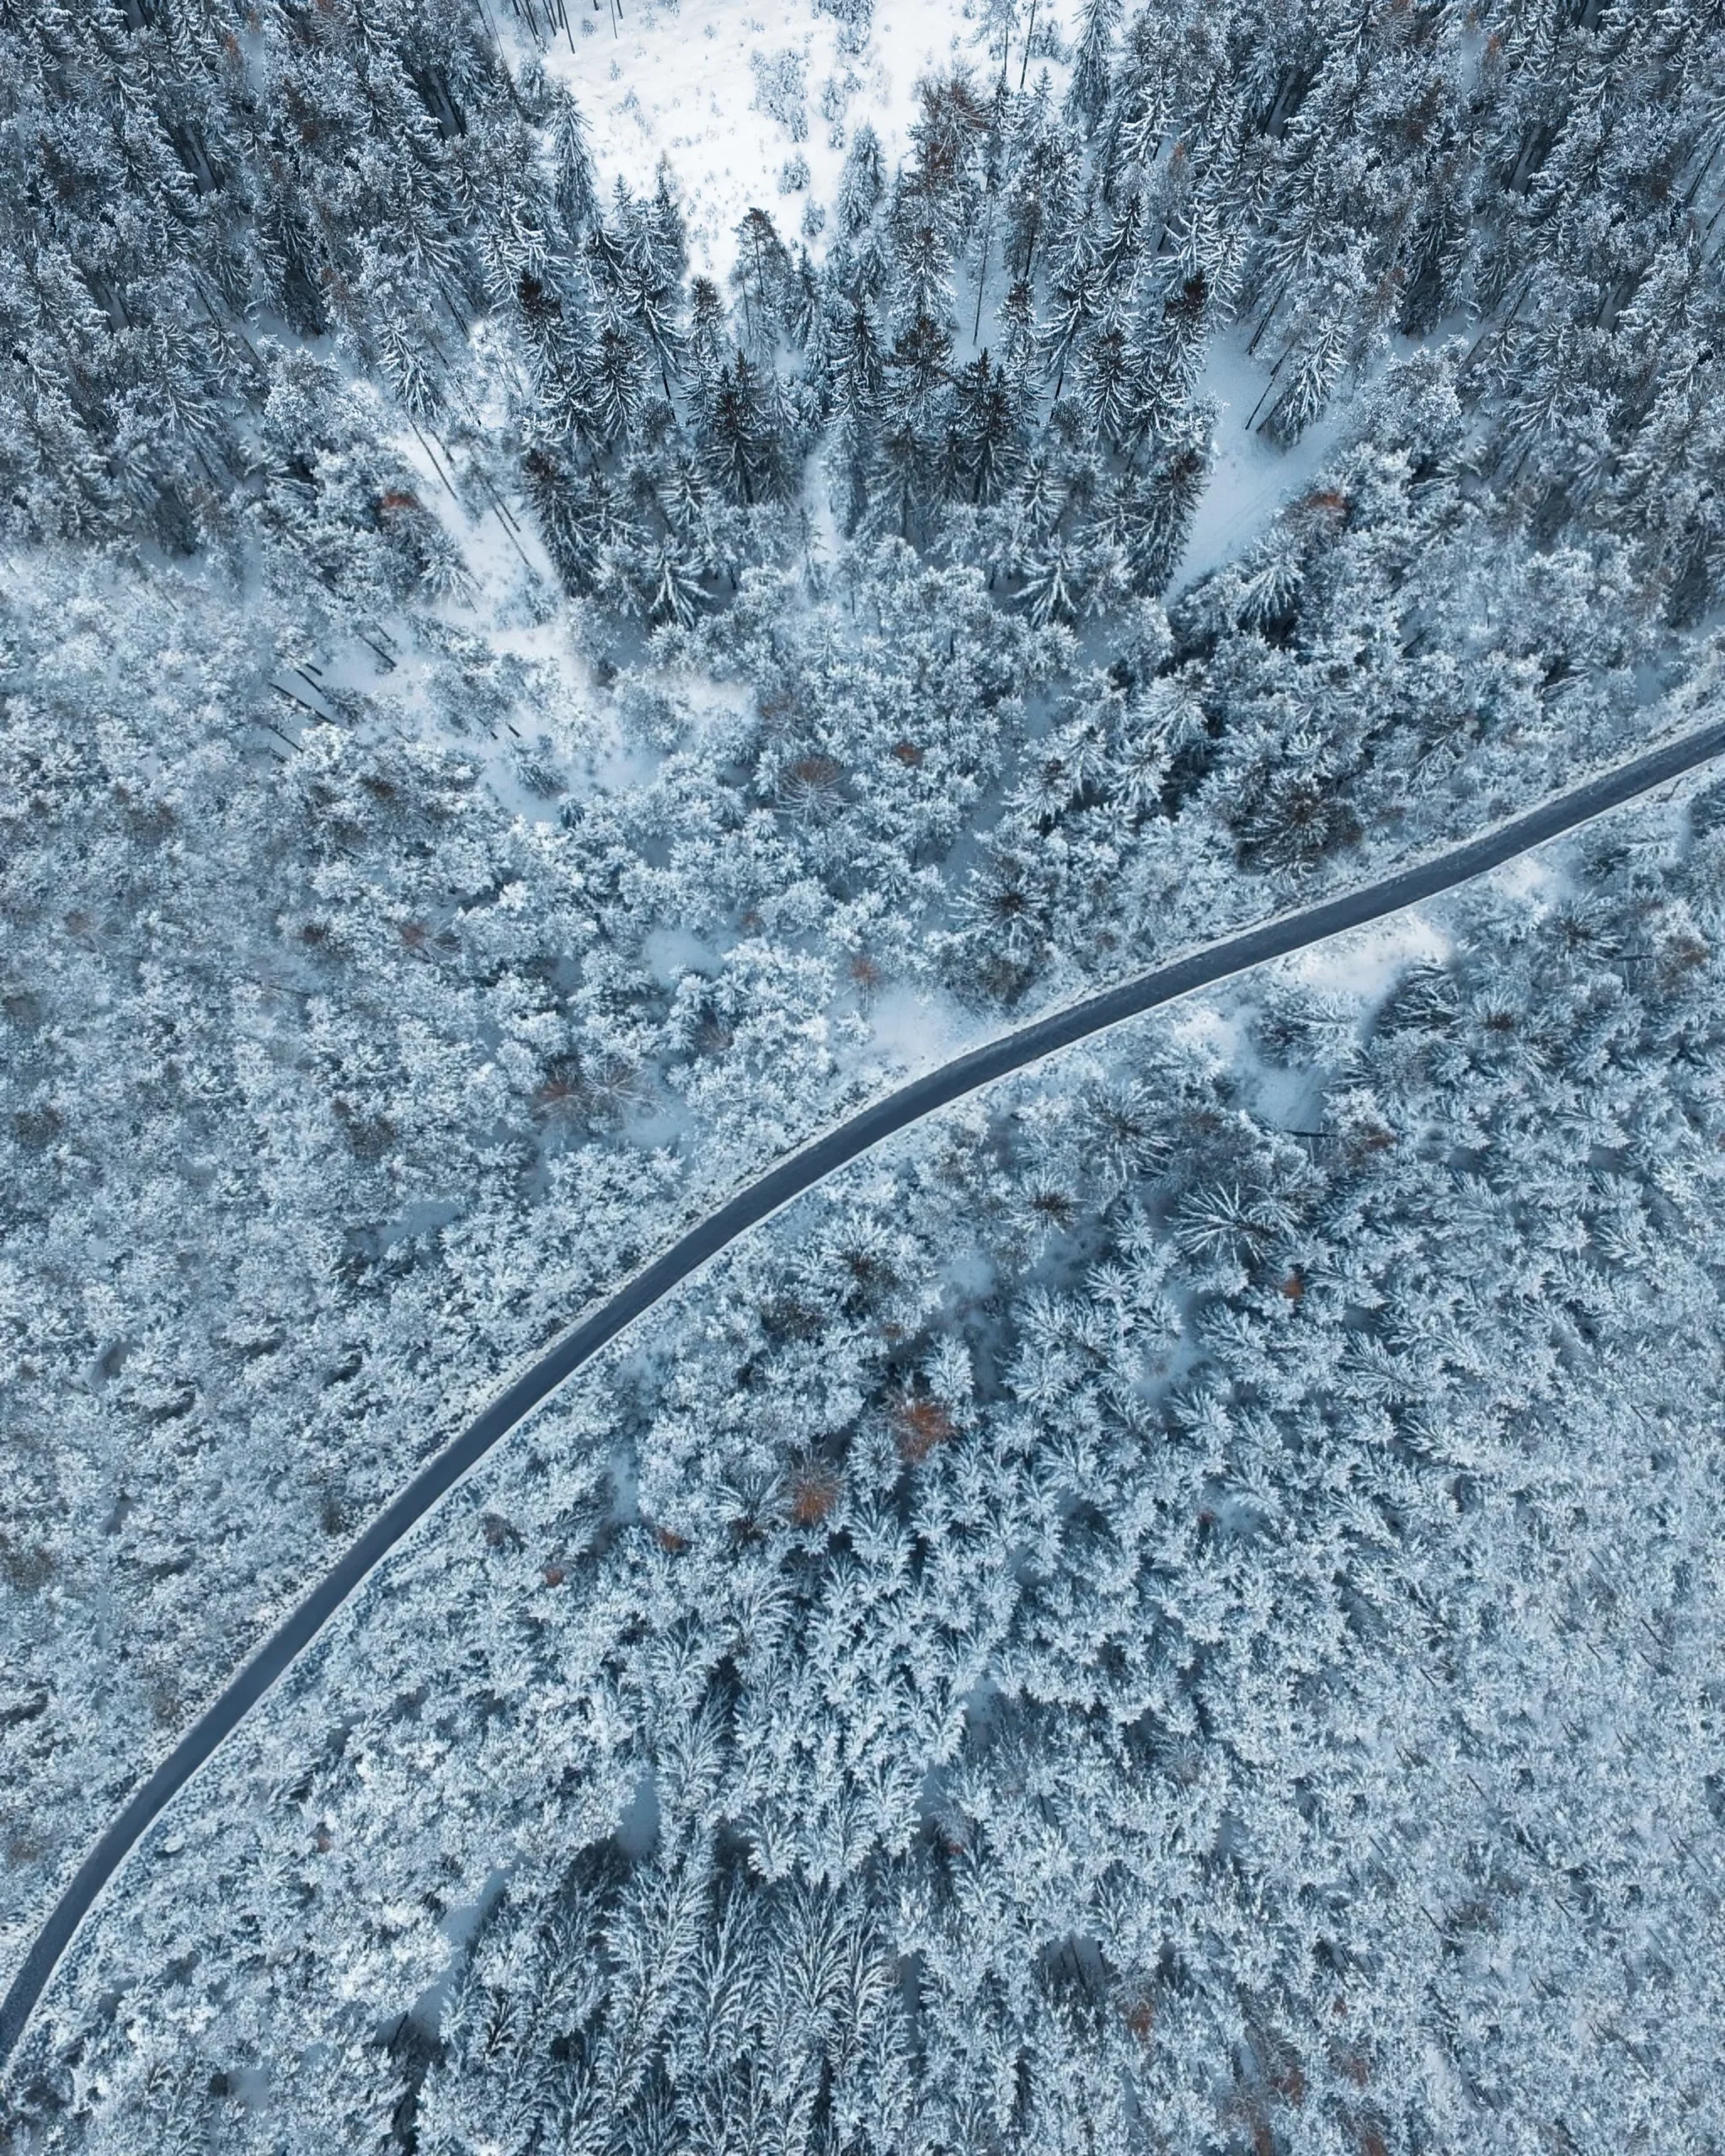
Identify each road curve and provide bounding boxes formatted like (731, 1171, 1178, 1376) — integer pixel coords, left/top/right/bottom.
(4, 716, 1723, 2074)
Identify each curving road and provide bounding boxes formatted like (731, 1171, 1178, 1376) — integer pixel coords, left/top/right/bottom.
(4, 716, 1724, 2075)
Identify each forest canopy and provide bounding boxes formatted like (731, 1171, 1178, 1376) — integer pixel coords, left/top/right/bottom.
(3, 1, 1724, 2151)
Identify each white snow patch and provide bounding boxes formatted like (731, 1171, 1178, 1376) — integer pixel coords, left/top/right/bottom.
(544, 0, 996, 275)
(1163, 998, 1242, 1066)
(1283, 909, 1450, 1002)
(1172, 337, 1366, 590)
(1487, 846, 1572, 908)
(862, 979, 987, 1075)
(1174, 326, 1464, 594)
(642, 923, 718, 983)
(1162, 915, 1451, 1136)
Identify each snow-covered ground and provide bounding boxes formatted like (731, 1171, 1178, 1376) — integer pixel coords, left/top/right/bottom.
(544, 0, 987, 275)
(1283, 910, 1450, 1002)
(1173, 334, 1365, 588)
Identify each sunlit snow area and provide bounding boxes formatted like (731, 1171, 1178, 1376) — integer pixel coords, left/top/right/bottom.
(551, 0, 980, 275)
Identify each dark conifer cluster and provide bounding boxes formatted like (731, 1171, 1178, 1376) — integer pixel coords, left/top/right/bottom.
(4, 2, 1722, 623)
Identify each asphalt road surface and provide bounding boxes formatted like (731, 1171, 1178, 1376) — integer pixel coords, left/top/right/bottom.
(4, 714, 1723, 2075)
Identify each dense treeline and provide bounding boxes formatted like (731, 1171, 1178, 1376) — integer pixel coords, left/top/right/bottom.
(4, 1, 1723, 624)
(9, 401, 1702, 1977)
(14, 779, 1723, 2154)
(0, 542, 1061, 1972)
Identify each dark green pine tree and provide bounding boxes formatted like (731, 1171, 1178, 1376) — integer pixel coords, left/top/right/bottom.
(1122, 267, 1212, 451)
(587, 312, 649, 446)
(951, 350, 1025, 506)
(836, 124, 886, 241)
(730, 207, 794, 355)
(695, 349, 786, 508)
(1115, 403, 1213, 593)
(1006, 79, 1080, 289)
(1065, 0, 1124, 138)
(547, 88, 598, 245)
(820, 296, 886, 533)
(1039, 211, 1107, 402)
(524, 442, 629, 593)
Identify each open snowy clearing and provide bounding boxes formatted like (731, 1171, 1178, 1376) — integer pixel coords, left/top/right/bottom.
(544, 0, 987, 275)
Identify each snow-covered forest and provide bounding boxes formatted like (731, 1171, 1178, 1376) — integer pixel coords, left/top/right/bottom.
(14, 790, 1725, 2154)
(3, 0, 1724, 2148)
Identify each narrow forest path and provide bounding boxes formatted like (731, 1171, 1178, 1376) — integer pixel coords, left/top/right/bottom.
(5, 715, 1724, 2077)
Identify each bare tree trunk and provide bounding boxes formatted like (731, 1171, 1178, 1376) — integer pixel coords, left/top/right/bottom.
(1244, 347, 1288, 430)
(1246, 274, 1292, 356)
(973, 198, 994, 343)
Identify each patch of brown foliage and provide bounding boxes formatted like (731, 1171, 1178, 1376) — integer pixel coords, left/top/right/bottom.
(788, 1462, 842, 1526)
(894, 1396, 955, 1463)
(1271, 2059, 1306, 2107)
